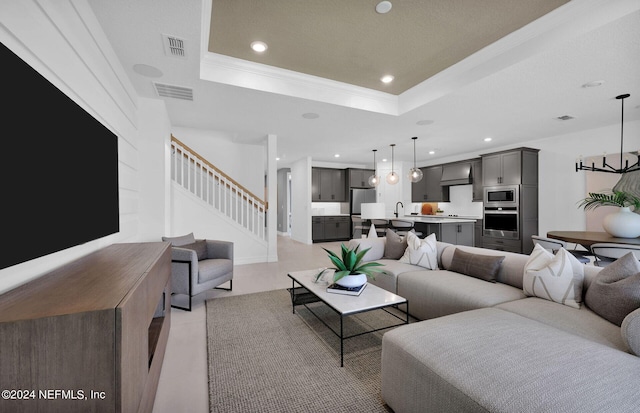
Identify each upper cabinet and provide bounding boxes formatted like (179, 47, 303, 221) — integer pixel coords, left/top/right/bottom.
(312, 167, 347, 202)
(481, 148, 538, 186)
(348, 168, 374, 188)
(471, 158, 483, 201)
(412, 165, 450, 202)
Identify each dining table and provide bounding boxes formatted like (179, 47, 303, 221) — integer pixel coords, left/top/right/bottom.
(547, 230, 640, 250)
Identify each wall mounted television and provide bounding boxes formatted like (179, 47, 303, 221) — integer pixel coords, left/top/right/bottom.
(1, 41, 119, 270)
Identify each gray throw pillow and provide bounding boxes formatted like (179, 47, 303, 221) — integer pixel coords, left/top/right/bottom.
(622, 308, 640, 356)
(449, 248, 505, 283)
(585, 252, 640, 326)
(162, 232, 196, 247)
(383, 228, 410, 259)
(180, 240, 208, 261)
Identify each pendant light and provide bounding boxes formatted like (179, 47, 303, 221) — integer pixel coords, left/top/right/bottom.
(367, 149, 380, 187)
(408, 136, 424, 183)
(386, 144, 399, 185)
(575, 93, 639, 174)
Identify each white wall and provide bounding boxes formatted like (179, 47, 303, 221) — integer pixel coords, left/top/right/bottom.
(0, 0, 158, 293)
(291, 157, 312, 244)
(172, 126, 266, 198)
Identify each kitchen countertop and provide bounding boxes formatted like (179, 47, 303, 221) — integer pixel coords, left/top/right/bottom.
(397, 215, 477, 224)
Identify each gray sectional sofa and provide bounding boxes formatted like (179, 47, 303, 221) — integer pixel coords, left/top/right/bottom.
(347, 235, 640, 413)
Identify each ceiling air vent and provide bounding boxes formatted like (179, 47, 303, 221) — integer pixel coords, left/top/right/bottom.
(162, 34, 187, 58)
(153, 82, 193, 101)
(555, 115, 575, 121)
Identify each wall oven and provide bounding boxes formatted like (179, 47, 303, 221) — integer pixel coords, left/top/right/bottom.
(483, 185, 519, 238)
(483, 207, 519, 238)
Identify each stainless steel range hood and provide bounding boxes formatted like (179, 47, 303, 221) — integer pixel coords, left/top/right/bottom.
(440, 162, 472, 186)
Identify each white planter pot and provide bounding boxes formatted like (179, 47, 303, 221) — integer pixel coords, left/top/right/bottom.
(335, 273, 367, 288)
(603, 207, 640, 238)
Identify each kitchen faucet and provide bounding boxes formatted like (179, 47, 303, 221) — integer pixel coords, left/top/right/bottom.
(394, 201, 404, 218)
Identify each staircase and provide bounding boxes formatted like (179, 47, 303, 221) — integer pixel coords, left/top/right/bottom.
(171, 136, 267, 242)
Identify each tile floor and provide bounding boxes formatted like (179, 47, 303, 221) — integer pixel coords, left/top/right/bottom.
(152, 236, 343, 413)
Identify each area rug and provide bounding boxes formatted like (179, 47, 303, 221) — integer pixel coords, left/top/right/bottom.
(205, 289, 411, 413)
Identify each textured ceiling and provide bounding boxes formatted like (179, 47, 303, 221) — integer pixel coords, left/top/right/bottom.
(208, 0, 570, 94)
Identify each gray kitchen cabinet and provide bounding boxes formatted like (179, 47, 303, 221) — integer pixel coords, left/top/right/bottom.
(312, 216, 350, 242)
(481, 148, 538, 186)
(348, 168, 374, 188)
(411, 165, 450, 202)
(412, 221, 474, 247)
(474, 219, 483, 247)
(440, 222, 474, 246)
(471, 159, 483, 201)
(312, 216, 324, 240)
(312, 168, 347, 201)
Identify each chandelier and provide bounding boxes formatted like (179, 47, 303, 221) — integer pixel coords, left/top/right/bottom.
(576, 93, 640, 174)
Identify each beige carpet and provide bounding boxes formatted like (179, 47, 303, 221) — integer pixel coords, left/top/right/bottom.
(205, 289, 411, 412)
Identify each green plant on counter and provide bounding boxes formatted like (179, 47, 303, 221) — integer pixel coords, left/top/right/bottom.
(577, 190, 640, 211)
(315, 243, 385, 283)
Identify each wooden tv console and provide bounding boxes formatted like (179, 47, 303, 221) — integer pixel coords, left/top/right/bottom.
(0, 242, 171, 413)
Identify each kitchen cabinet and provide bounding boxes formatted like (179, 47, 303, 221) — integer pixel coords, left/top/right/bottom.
(413, 221, 474, 247)
(411, 165, 450, 202)
(481, 148, 538, 186)
(312, 216, 324, 240)
(471, 159, 483, 201)
(474, 219, 483, 247)
(482, 236, 522, 253)
(312, 216, 350, 242)
(312, 168, 347, 201)
(348, 168, 374, 188)
(440, 222, 474, 246)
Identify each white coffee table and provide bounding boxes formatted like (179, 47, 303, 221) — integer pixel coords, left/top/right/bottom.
(288, 269, 409, 366)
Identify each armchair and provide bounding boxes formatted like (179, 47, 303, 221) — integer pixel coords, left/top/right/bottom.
(162, 233, 233, 311)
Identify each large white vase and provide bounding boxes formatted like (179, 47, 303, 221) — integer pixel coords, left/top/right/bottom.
(603, 207, 640, 238)
(335, 273, 367, 288)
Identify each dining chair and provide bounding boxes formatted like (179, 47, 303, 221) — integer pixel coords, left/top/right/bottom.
(351, 215, 365, 239)
(390, 219, 422, 237)
(590, 243, 640, 267)
(531, 235, 591, 264)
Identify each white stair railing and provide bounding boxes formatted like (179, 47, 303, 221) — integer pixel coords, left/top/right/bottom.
(171, 136, 267, 241)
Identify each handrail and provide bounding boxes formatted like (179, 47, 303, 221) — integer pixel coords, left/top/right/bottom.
(171, 135, 267, 208)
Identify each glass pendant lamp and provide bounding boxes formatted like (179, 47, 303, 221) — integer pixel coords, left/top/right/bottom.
(386, 144, 399, 185)
(408, 136, 424, 183)
(367, 149, 380, 187)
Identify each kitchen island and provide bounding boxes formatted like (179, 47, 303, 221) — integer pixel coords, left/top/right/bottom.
(395, 215, 477, 246)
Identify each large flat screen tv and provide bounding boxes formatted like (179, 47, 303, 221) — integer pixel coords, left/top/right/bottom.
(1, 41, 119, 270)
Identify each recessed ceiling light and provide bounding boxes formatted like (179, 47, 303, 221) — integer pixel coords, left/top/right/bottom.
(132, 64, 163, 78)
(302, 112, 319, 119)
(582, 80, 604, 88)
(429, 150, 435, 155)
(416, 120, 434, 126)
(376, 1, 392, 14)
(381, 75, 394, 84)
(276, 157, 280, 161)
(250, 41, 268, 53)
(382, 158, 388, 162)
(484, 137, 492, 142)
(334, 154, 340, 158)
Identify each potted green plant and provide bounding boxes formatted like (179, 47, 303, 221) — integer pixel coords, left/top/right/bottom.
(315, 243, 385, 287)
(577, 190, 640, 238)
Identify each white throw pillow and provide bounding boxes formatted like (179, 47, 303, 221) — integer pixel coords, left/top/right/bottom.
(399, 232, 438, 270)
(523, 244, 584, 309)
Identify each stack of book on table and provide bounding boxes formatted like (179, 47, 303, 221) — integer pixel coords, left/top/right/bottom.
(326, 282, 367, 296)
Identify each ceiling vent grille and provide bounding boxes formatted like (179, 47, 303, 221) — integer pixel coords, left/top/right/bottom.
(555, 115, 575, 121)
(153, 82, 193, 101)
(162, 34, 187, 58)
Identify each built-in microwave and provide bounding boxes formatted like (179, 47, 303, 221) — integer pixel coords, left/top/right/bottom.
(483, 185, 519, 207)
